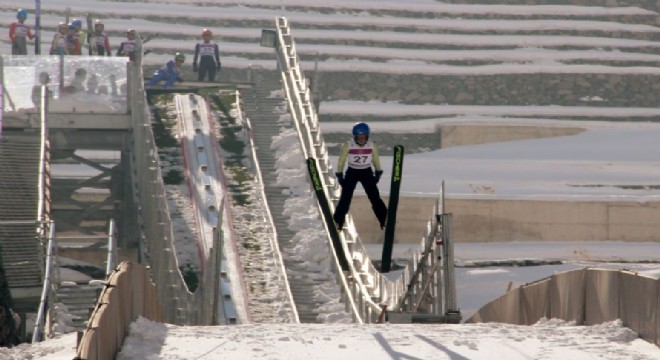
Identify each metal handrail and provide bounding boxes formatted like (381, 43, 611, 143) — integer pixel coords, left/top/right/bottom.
(106, 219, 118, 277)
(272, 16, 461, 323)
(128, 40, 223, 325)
(32, 221, 56, 343)
(237, 91, 299, 323)
(275, 16, 390, 322)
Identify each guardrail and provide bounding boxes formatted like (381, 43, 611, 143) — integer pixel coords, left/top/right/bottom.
(272, 17, 462, 323)
(236, 90, 299, 323)
(31, 221, 56, 343)
(274, 17, 366, 322)
(105, 219, 118, 277)
(125, 36, 225, 325)
(274, 16, 412, 323)
(392, 192, 461, 323)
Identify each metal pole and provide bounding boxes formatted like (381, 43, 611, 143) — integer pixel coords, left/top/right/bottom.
(0, 56, 3, 140)
(35, 0, 41, 55)
(106, 219, 117, 276)
(441, 214, 460, 322)
(32, 221, 55, 342)
(434, 213, 443, 315)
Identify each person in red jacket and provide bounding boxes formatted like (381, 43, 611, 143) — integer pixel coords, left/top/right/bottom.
(9, 9, 35, 55)
(91, 20, 111, 56)
(65, 24, 81, 56)
(192, 28, 221, 82)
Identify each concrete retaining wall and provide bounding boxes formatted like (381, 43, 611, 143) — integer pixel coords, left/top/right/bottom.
(317, 73, 660, 108)
(351, 196, 660, 243)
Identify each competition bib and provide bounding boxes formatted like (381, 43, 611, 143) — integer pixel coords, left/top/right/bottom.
(199, 43, 216, 56)
(347, 140, 374, 169)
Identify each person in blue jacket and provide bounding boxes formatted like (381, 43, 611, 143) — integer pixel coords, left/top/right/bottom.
(333, 122, 388, 231)
(145, 52, 186, 88)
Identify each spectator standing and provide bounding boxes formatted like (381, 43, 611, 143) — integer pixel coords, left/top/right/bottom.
(145, 52, 185, 88)
(116, 29, 137, 61)
(92, 19, 111, 56)
(192, 28, 221, 82)
(49, 22, 69, 55)
(65, 24, 81, 56)
(70, 19, 86, 55)
(9, 9, 35, 55)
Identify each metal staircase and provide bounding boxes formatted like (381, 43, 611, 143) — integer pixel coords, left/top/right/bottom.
(0, 134, 47, 314)
(242, 72, 335, 323)
(55, 282, 105, 331)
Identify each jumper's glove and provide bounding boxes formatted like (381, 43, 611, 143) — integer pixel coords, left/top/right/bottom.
(374, 170, 383, 184)
(335, 172, 344, 187)
(192, 63, 198, 72)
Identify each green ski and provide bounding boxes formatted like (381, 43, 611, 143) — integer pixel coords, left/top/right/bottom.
(307, 158, 349, 271)
(381, 145, 404, 273)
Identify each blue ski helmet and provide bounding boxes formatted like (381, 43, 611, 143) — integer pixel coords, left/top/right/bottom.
(352, 122, 370, 137)
(17, 9, 27, 20)
(71, 19, 83, 28)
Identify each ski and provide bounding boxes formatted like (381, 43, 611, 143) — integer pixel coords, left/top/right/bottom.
(306, 158, 349, 271)
(86, 13, 93, 55)
(381, 145, 404, 273)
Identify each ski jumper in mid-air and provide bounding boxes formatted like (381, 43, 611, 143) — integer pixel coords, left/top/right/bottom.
(333, 122, 388, 230)
(145, 52, 186, 88)
(9, 9, 35, 55)
(192, 28, 221, 82)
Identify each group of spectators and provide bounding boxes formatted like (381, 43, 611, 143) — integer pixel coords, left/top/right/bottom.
(49, 18, 112, 57)
(9, 8, 223, 88)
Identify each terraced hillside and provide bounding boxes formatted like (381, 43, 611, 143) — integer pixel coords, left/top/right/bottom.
(1, 1, 658, 123)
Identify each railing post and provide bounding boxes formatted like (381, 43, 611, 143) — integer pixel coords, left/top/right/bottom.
(441, 214, 461, 323)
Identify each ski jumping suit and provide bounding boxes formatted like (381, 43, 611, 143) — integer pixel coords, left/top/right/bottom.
(50, 32, 68, 55)
(333, 139, 388, 229)
(65, 33, 81, 57)
(193, 42, 221, 82)
(9, 22, 34, 55)
(146, 60, 183, 88)
(93, 32, 111, 56)
(116, 40, 136, 61)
